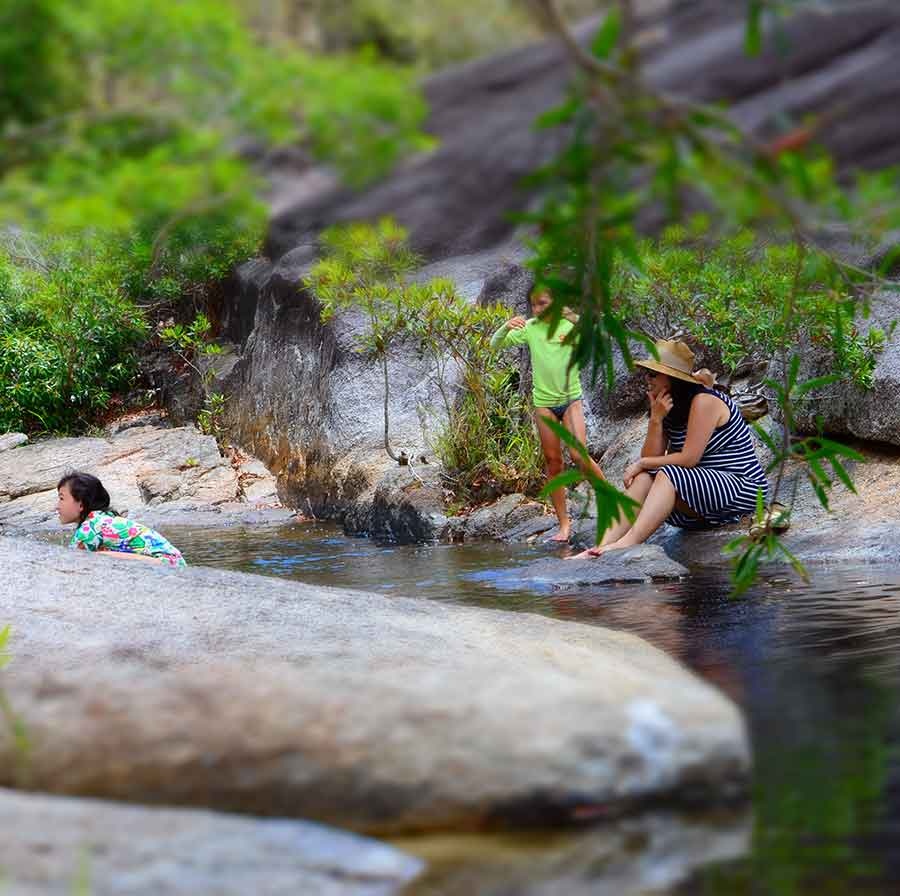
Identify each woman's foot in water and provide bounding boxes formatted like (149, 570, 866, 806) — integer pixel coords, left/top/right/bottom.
(567, 542, 620, 560)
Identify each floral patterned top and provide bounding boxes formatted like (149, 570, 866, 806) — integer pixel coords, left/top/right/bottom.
(70, 510, 186, 567)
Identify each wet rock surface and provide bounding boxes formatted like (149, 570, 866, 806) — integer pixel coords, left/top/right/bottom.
(0, 536, 750, 835)
(0, 788, 422, 896)
(349, 464, 450, 543)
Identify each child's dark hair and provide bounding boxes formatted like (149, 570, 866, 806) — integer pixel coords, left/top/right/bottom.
(665, 377, 707, 429)
(57, 471, 113, 524)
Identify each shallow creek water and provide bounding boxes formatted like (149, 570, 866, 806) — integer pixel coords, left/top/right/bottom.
(168, 521, 900, 895)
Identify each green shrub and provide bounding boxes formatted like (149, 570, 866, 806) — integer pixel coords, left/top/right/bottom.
(305, 219, 544, 503)
(0, 247, 147, 432)
(615, 227, 886, 387)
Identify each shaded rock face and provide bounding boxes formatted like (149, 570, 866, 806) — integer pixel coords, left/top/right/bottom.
(213, 248, 454, 520)
(0, 537, 750, 835)
(212, 2, 900, 530)
(0, 788, 422, 896)
(347, 464, 450, 543)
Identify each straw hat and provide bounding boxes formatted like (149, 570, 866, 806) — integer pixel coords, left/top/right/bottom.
(635, 339, 706, 384)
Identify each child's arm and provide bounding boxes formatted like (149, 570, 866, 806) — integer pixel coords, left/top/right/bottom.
(490, 316, 529, 350)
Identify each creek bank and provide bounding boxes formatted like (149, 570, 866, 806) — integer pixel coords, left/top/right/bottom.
(0, 420, 287, 534)
(1, 536, 749, 835)
(0, 788, 422, 896)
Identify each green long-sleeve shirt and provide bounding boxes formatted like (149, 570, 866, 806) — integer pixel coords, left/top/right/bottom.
(490, 317, 583, 408)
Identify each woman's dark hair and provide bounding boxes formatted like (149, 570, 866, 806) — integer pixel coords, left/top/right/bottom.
(57, 471, 113, 524)
(665, 377, 707, 430)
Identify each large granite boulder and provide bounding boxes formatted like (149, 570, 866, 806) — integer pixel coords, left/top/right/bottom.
(0, 788, 422, 896)
(0, 537, 749, 835)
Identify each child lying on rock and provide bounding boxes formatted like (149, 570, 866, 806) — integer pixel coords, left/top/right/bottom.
(56, 471, 186, 567)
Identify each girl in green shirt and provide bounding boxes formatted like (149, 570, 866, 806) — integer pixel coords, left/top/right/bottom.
(491, 287, 606, 542)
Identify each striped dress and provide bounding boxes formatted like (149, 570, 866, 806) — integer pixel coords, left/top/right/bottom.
(650, 387, 769, 530)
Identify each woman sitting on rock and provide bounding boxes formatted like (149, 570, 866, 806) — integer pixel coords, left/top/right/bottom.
(56, 471, 186, 567)
(491, 285, 606, 543)
(573, 340, 769, 558)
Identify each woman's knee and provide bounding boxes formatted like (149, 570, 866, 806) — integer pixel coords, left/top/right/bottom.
(651, 470, 676, 494)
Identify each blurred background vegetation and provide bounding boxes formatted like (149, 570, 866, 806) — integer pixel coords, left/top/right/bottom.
(0, 0, 603, 434)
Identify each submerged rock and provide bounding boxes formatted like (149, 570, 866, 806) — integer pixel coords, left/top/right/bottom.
(0, 536, 749, 835)
(0, 787, 422, 896)
(506, 546, 688, 589)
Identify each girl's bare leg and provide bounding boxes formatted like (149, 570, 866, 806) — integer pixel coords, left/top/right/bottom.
(97, 549, 166, 564)
(535, 408, 570, 541)
(561, 400, 606, 482)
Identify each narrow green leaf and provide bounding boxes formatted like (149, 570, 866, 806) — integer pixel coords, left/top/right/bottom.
(591, 10, 622, 61)
(539, 469, 584, 497)
(829, 457, 857, 493)
(745, 0, 764, 56)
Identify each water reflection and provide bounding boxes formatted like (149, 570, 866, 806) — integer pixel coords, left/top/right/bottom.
(167, 522, 900, 895)
(399, 809, 751, 896)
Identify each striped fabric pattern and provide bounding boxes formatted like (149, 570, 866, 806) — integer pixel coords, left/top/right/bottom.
(651, 387, 770, 530)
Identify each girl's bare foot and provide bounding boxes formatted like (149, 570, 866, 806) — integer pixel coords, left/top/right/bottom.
(547, 528, 571, 543)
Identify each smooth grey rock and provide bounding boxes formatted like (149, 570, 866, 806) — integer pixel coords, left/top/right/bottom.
(500, 513, 558, 543)
(0, 433, 27, 453)
(0, 536, 750, 835)
(501, 545, 688, 589)
(463, 493, 548, 541)
(0, 787, 422, 896)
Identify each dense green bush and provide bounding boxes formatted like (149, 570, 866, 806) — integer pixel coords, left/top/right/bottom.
(616, 226, 890, 387)
(0, 247, 148, 432)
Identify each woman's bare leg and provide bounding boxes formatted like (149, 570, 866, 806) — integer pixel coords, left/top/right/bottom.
(568, 471, 654, 558)
(598, 471, 680, 552)
(535, 408, 570, 541)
